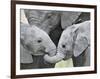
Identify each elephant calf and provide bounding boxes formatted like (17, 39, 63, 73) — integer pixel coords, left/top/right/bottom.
(44, 21, 90, 67)
(20, 23, 57, 69)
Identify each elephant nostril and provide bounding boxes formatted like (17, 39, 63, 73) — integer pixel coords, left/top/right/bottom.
(62, 44, 66, 48)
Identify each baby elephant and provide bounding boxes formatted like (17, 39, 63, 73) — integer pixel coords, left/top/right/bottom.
(44, 21, 90, 67)
(20, 23, 56, 66)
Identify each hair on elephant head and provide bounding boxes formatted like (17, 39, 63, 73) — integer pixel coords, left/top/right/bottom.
(20, 23, 56, 65)
(44, 21, 90, 66)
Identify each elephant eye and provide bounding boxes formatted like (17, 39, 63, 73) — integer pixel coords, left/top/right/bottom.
(62, 44, 66, 48)
(37, 39, 42, 43)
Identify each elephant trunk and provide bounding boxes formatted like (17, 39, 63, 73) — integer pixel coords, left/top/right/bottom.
(44, 38, 57, 57)
(44, 53, 65, 63)
(45, 48, 56, 57)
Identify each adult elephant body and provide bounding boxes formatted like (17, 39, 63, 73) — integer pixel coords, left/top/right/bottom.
(44, 21, 90, 67)
(24, 10, 60, 34)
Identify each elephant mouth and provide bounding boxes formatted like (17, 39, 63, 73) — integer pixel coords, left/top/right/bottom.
(33, 50, 45, 56)
(32, 49, 56, 56)
(34, 50, 56, 56)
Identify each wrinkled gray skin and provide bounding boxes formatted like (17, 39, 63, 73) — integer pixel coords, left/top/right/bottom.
(24, 10, 82, 46)
(24, 9, 61, 34)
(20, 23, 56, 64)
(22, 10, 89, 68)
(44, 21, 90, 66)
(61, 12, 81, 29)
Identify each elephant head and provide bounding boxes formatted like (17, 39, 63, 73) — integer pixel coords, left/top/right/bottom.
(20, 23, 56, 63)
(24, 9, 60, 34)
(44, 21, 90, 64)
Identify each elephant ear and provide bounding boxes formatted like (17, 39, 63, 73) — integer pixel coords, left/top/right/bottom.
(73, 33, 88, 57)
(20, 23, 33, 63)
(20, 44, 33, 63)
(20, 23, 31, 41)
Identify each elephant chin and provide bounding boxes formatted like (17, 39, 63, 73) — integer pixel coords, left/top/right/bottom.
(43, 53, 65, 63)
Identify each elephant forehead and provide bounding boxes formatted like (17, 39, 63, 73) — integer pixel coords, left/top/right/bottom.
(58, 28, 74, 47)
(25, 26, 49, 39)
(33, 26, 49, 37)
(61, 29, 72, 40)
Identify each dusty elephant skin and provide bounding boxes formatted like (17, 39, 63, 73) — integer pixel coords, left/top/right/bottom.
(20, 23, 56, 69)
(24, 9, 60, 34)
(44, 21, 90, 67)
(21, 10, 90, 68)
(61, 11, 81, 29)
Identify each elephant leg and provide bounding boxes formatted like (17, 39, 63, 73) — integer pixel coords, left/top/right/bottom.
(20, 63, 39, 69)
(72, 52, 86, 67)
(72, 51, 87, 67)
(20, 55, 40, 69)
(21, 55, 55, 69)
(84, 47, 90, 66)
